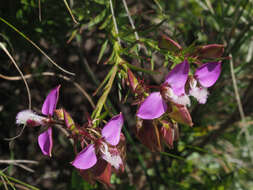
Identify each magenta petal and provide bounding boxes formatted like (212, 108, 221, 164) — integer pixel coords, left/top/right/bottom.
(195, 62, 221, 87)
(137, 92, 167, 120)
(71, 144, 97, 170)
(41, 85, 61, 116)
(38, 127, 53, 157)
(164, 60, 189, 96)
(102, 113, 124, 146)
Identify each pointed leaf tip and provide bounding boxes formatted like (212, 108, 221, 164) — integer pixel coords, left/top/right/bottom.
(71, 144, 97, 170)
(38, 127, 53, 157)
(102, 113, 124, 146)
(42, 85, 61, 116)
(137, 92, 167, 120)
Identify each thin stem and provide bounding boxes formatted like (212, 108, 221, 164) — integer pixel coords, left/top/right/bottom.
(122, 0, 139, 47)
(0, 171, 39, 190)
(109, 0, 121, 45)
(54, 125, 74, 145)
(0, 176, 8, 190)
(0, 17, 75, 76)
(63, 0, 79, 24)
(0, 43, 31, 110)
(38, 0, 41, 21)
(76, 43, 100, 86)
(0, 160, 38, 164)
(4, 125, 26, 141)
(230, 54, 253, 162)
(0, 72, 95, 109)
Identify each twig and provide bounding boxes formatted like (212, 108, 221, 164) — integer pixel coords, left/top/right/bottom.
(38, 0, 41, 21)
(109, 0, 121, 45)
(11, 163, 35, 173)
(0, 72, 95, 109)
(4, 125, 26, 141)
(0, 171, 39, 190)
(0, 160, 38, 173)
(0, 160, 38, 165)
(63, 0, 79, 24)
(229, 54, 246, 123)
(0, 43, 31, 109)
(0, 179, 32, 190)
(230, 54, 253, 162)
(124, 164, 133, 186)
(76, 44, 100, 86)
(122, 0, 139, 45)
(54, 124, 74, 145)
(0, 176, 8, 190)
(0, 17, 75, 76)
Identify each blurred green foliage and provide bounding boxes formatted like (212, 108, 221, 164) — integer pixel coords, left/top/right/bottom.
(1, 0, 253, 189)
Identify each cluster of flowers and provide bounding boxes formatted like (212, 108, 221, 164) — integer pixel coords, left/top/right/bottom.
(16, 85, 125, 186)
(128, 38, 224, 151)
(15, 36, 224, 186)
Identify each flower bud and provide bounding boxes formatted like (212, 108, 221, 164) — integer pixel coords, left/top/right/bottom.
(127, 69, 139, 92)
(160, 120, 179, 149)
(158, 34, 182, 52)
(196, 44, 224, 59)
(168, 104, 193, 126)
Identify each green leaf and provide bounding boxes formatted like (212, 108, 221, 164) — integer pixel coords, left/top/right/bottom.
(92, 64, 118, 120)
(160, 152, 185, 160)
(94, 0, 108, 5)
(88, 9, 107, 29)
(97, 39, 108, 64)
(93, 65, 114, 96)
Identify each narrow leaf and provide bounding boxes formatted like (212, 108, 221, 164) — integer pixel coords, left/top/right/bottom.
(97, 40, 108, 64)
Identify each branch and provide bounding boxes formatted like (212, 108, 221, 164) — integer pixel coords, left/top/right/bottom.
(0, 72, 95, 109)
(0, 42, 31, 109)
(109, 0, 121, 45)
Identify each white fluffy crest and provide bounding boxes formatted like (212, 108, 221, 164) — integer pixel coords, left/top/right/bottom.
(164, 87, 191, 106)
(172, 94, 191, 106)
(189, 87, 209, 104)
(16, 110, 45, 126)
(100, 142, 122, 170)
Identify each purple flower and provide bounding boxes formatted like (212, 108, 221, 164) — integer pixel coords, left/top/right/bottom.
(189, 62, 221, 104)
(71, 113, 124, 170)
(38, 127, 53, 157)
(38, 85, 60, 156)
(137, 60, 190, 120)
(42, 85, 61, 116)
(16, 85, 60, 157)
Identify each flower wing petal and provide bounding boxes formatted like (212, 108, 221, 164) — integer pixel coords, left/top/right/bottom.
(38, 127, 53, 157)
(41, 85, 61, 116)
(102, 113, 124, 146)
(137, 92, 167, 120)
(71, 144, 97, 170)
(164, 60, 189, 96)
(195, 62, 221, 87)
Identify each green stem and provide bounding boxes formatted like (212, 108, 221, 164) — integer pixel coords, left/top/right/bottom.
(0, 171, 40, 190)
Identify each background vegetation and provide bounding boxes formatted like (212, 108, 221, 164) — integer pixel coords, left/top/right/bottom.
(1, 0, 253, 189)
